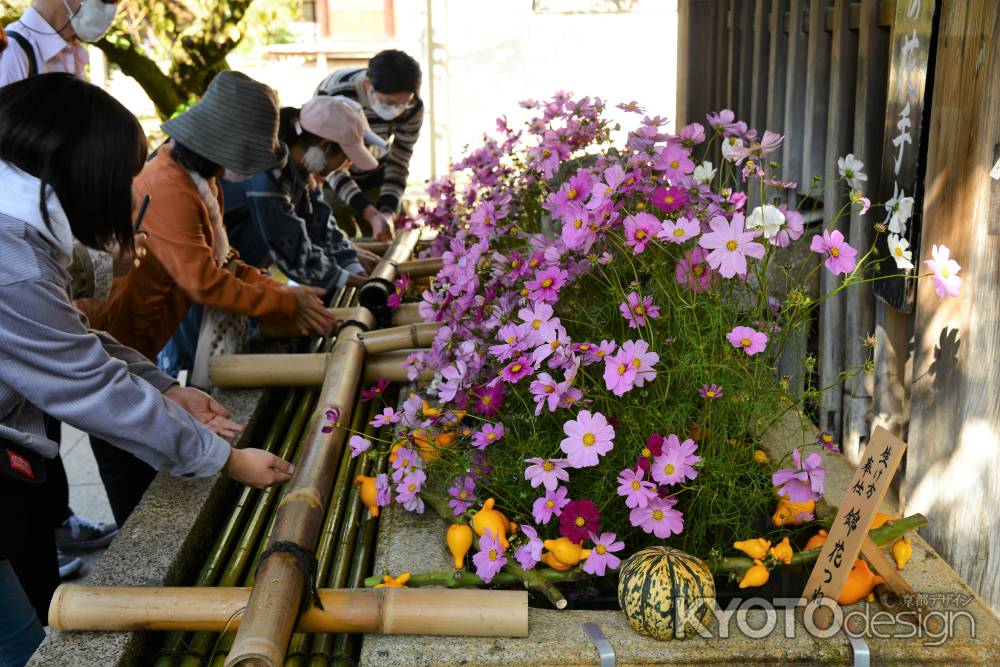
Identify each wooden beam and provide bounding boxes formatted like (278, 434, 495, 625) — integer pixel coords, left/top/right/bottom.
(750, 0, 772, 132)
(781, 0, 810, 186)
(766, 0, 790, 133)
(801, 0, 833, 189)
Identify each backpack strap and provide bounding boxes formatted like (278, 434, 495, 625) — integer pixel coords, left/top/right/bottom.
(5, 30, 39, 78)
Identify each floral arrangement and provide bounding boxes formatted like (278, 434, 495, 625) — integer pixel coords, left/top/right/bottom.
(351, 93, 959, 595)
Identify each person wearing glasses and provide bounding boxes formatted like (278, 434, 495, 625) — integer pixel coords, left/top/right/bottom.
(315, 49, 424, 242)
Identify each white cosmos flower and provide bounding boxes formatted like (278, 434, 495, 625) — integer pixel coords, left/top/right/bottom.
(746, 204, 786, 239)
(720, 136, 743, 162)
(837, 153, 868, 191)
(886, 233, 914, 270)
(692, 160, 716, 184)
(883, 184, 915, 234)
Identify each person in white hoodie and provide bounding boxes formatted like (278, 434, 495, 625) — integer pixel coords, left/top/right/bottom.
(0, 73, 295, 666)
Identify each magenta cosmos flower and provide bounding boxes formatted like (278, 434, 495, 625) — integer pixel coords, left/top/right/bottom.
(361, 378, 390, 402)
(559, 498, 601, 543)
(925, 244, 961, 298)
(700, 383, 723, 399)
(654, 144, 695, 181)
(698, 212, 765, 279)
(473, 529, 507, 583)
(533, 486, 570, 524)
(619, 292, 660, 329)
(524, 457, 570, 491)
(630, 496, 684, 539)
(349, 435, 371, 458)
(617, 467, 658, 509)
(650, 186, 689, 214)
(651, 435, 701, 485)
(525, 266, 568, 302)
(726, 325, 769, 356)
(810, 228, 858, 276)
(659, 216, 700, 244)
(676, 245, 716, 293)
(772, 448, 825, 503)
(471, 383, 504, 416)
(583, 532, 625, 576)
(624, 212, 660, 254)
(500, 356, 534, 383)
(514, 524, 544, 570)
(448, 475, 476, 515)
(560, 410, 615, 468)
(473, 422, 505, 450)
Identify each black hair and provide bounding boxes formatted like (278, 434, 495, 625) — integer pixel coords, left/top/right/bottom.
(368, 49, 422, 95)
(169, 141, 221, 179)
(0, 73, 146, 252)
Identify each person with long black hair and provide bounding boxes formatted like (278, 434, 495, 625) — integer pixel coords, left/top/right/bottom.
(0, 73, 295, 666)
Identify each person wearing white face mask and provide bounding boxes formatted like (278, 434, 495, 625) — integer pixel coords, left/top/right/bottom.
(315, 49, 424, 242)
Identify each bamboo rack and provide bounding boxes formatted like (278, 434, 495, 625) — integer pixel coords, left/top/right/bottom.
(49, 585, 528, 637)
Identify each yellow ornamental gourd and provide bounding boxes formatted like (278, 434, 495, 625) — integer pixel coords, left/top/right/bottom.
(471, 498, 510, 549)
(733, 537, 770, 560)
(838, 560, 885, 605)
(542, 537, 591, 569)
(355, 475, 379, 518)
(447, 523, 474, 570)
(769, 537, 793, 565)
(804, 529, 828, 551)
(617, 546, 716, 640)
(540, 552, 573, 571)
(739, 559, 770, 589)
(772, 498, 816, 526)
(870, 512, 897, 529)
(893, 537, 912, 570)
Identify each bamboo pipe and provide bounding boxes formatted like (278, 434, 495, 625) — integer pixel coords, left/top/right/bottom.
(210, 349, 432, 389)
(260, 304, 425, 339)
(395, 256, 443, 278)
(49, 585, 528, 637)
(353, 240, 389, 254)
(357, 322, 441, 355)
(390, 302, 423, 325)
(363, 350, 433, 384)
(358, 228, 420, 313)
(225, 310, 376, 667)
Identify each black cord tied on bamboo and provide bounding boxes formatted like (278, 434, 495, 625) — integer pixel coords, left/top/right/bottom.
(256, 540, 325, 612)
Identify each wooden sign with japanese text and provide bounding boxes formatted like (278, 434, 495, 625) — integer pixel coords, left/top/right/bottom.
(873, 0, 938, 312)
(800, 427, 907, 606)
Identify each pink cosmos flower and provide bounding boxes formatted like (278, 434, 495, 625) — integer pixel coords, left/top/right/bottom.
(500, 356, 534, 383)
(772, 448, 825, 503)
(770, 205, 804, 247)
(387, 275, 410, 309)
(810, 229, 858, 276)
(560, 410, 615, 468)
(698, 213, 765, 279)
(603, 348, 639, 396)
(391, 446, 421, 482)
(651, 435, 701, 485)
(489, 323, 527, 362)
(630, 496, 684, 539)
(473, 423, 505, 450)
(525, 266, 568, 302)
(514, 525, 544, 570)
(349, 435, 371, 458)
(925, 244, 961, 298)
(650, 186, 689, 214)
(616, 467, 658, 509)
(700, 383, 723, 399)
(473, 529, 507, 583)
(471, 383, 504, 417)
(583, 532, 625, 576)
(395, 468, 426, 506)
(524, 457, 570, 491)
(529, 372, 562, 414)
(726, 326, 769, 356)
(675, 245, 716, 293)
(532, 486, 570, 524)
(561, 209, 598, 252)
(706, 108, 742, 135)
(559, 499, 601, 543)
(654, 144, 696, 181)
(619, 292, 660, 329)
(375, 473, 392, 506)
(361, 379, 390, 403)
(659, 216, 701, 244)
(371, 407, 401, 428)
(448, 475, 476, 515)
(727, 130, 784, 164)
(620, 339, 658, 387)
(623, 212, 660, 254)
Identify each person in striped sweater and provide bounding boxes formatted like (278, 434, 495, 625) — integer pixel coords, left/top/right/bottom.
(316, 49, 423, 241)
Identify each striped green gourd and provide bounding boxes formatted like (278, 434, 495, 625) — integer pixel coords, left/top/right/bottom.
(617, 546, 715, 640)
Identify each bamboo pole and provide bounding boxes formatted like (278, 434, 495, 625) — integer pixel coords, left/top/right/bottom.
(356, 322, 441, 355)
(358, 228, 420, 313)
(258, 307, 372, 340)
(363, 350, 433, 384)
(395, 257, 443, 278)
(225, 309, 377, 667)
(48, 586, 528, 637)
(389, 302, 423, 326)
(210, 349, 432, 389)
(353, 241, 389, 254)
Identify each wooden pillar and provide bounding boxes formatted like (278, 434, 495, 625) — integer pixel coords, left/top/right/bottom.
(781, 0, 810, 185)
(903, 0, 1000, 611)
(676, 0, 720, 126)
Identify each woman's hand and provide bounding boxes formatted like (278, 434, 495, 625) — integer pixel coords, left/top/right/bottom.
(289, 286, 338, 335)
(354, 246, 381, 274)
(223, 448, 294, 488)
(363, 206, 395, 242)
(164, 385, 244, 439)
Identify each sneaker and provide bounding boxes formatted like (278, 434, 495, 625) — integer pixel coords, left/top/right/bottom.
(54, 514, 119, 551)
(57, 552, 84, 579)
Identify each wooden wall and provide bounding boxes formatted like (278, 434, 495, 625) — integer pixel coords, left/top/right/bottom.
(677, 0, 1000, 610)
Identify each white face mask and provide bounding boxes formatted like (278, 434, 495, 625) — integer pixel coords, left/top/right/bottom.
(300, 146, 328, 174)
(64, 0, 118, 42)
(370, 96, 405, 121)
(223, 169, 253, 183)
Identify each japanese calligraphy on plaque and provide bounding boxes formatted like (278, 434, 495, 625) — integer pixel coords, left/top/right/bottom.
(800, 427, 907, 605)
(873, 0, 938, 312)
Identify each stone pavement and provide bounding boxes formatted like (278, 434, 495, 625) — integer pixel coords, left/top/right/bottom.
(60, 424, 115, 580)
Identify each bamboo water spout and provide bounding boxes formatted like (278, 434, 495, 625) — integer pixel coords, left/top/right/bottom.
(358, 228, 421, 314)
(223, 309, 376, 667)
(48, 585, 528, 637)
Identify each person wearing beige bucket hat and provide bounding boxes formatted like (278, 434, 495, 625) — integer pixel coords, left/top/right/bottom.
(79, 71, 338, 526)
